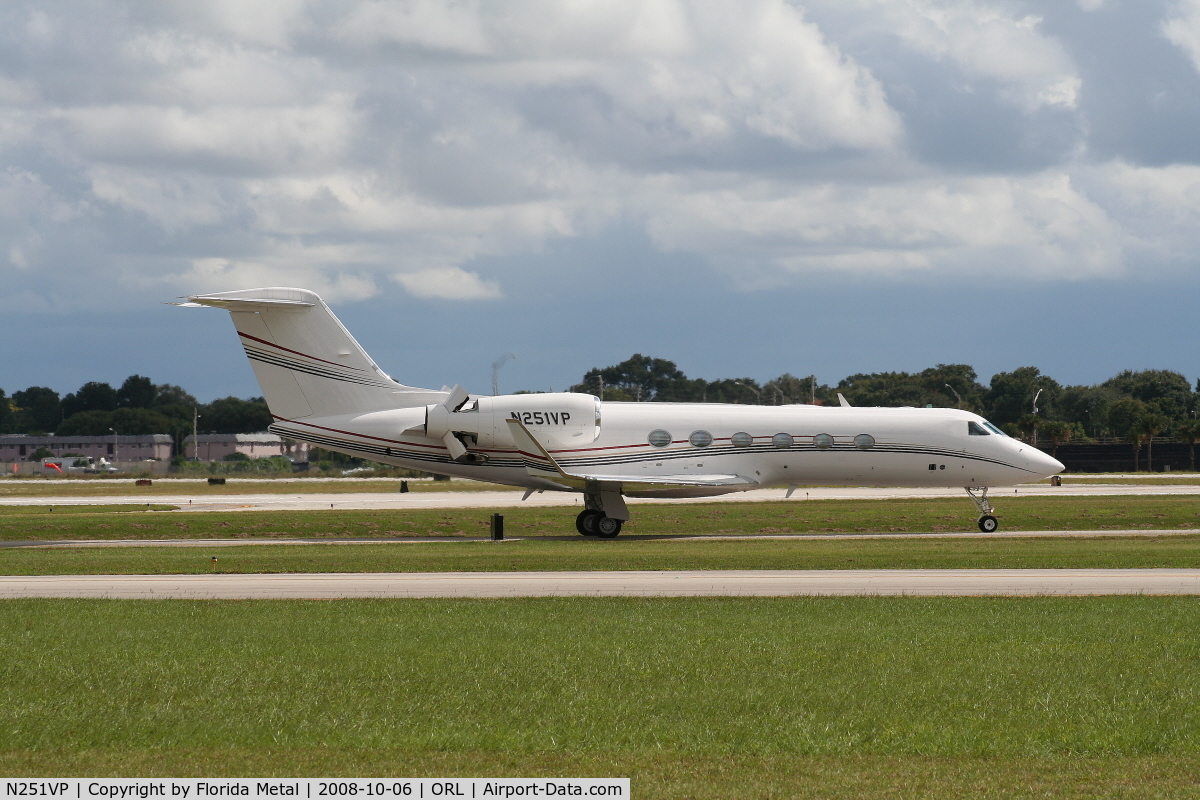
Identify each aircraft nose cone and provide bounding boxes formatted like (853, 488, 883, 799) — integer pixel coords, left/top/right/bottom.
(1028, 447, 1065, 478)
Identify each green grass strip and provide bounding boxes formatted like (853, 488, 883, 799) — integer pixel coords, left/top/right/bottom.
(8, 534, 1200, 575)
(0, 504, 178, 516)
(3, 597, 1200, 798)
(0, 480, 509, 498)
(1, 495, 1198, 541)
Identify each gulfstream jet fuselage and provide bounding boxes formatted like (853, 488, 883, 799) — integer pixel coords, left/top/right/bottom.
(183, 287, 1064, 537)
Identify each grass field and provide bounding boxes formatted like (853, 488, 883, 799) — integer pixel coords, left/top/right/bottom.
(8, 534, 1200, 576)
(5, 494, 1200, 796)
(1, 495, 1199, 576)
(1048, 476, 1200, 485)
(1, 495, 1197, 541)
(0, 479, 509, 497)
(0, 504, 179, 516)
(2, 597, 1200, 798)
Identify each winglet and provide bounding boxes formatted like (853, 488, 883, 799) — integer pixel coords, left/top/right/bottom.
(837, 393, 852, 408)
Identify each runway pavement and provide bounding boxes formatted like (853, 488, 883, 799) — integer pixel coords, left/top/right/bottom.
(4, 569, 1200, 598)
(4, 482, 1200, 513)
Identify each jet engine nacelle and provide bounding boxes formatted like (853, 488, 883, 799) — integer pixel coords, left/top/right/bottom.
(425, 392, 601, 451)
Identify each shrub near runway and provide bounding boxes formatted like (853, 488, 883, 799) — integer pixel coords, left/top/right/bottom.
(2, 598, 1200, 798)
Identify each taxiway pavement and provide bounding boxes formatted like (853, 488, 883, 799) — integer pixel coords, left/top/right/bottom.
(4, 569, 1200, 598)
(3, 483, 1200, 513)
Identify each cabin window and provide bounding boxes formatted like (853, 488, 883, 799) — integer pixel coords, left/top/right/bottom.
(968, 421, 990, 436)
(854, 433, 875, 450)
(731, 432, 753, 447)
(689, 430, 713, 448)
(648, 429, 672, 448)
(771, 433, 793, 448)
(813, 433, 833, 450)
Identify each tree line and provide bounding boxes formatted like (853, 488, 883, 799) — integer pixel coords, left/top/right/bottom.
(571, 355, 1200, 458)
(0, 375, 271, 454)
(6, 359, 1199, 463)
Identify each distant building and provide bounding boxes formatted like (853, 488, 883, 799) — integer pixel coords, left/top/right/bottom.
(183, 433, 309, 462)
(0, 434, 173, 462)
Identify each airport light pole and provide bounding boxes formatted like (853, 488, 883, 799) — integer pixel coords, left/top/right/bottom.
(945, 384, 963, 409)
(1031, 388, 1044, 446)
(734, 381, 761, 404)
(108, 427, 117, 467)
(491, 353, 517, 396)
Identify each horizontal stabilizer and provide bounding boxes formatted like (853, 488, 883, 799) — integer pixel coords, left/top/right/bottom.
(186, 290, 315, 312)
(505, 418, 757, 493)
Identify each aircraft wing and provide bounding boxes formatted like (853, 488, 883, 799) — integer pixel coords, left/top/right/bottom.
(505, 418, 758, 493)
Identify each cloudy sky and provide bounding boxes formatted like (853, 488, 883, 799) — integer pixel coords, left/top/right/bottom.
(4, 0, 1200, 400)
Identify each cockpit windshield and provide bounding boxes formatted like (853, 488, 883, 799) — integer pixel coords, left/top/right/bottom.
(968, 420, 1008, 436)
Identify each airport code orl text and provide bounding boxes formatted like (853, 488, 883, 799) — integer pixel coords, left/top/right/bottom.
(3, 781, 627, 800)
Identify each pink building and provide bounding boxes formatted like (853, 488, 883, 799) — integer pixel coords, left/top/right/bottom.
(184, 433, 309, 462)
(0, 434, 172, 461)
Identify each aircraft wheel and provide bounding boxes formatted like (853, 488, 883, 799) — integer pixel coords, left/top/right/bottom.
(978, 515, 998, 533)
(576, 509, 602, 536)
(595, 516, 623, 538)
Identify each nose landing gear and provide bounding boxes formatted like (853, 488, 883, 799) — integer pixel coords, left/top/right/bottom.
(966, 486, 998, 532)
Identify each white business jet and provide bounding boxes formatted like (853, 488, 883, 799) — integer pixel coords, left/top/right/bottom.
(182, 287, 1064, 537)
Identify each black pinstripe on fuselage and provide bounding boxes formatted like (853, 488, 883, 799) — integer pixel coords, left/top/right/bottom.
(270, 419, 1036, 480)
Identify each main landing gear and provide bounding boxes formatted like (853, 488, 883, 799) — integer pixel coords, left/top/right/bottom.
(966, 486, 998, 532)
(576, 490, 628, 538)
(576, 509, 622, 538)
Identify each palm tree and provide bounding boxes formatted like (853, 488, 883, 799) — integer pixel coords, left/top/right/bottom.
(1176, 419, 1200, 472)
(1106, 397, 1148, 471)
(1039, 420, 1073, 459)
(1135, 414, 1166, 472)
(1018, 413, 1041, 444)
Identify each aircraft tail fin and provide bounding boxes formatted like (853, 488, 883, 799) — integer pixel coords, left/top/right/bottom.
(186, 287, 441, 419)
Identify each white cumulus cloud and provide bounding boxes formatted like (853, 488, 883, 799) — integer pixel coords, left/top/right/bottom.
(0, 0, 1198, 314)
(835, 0, 1082, 111)
(393, 266, 502, 300)
(1164, 0, 1200, 73)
